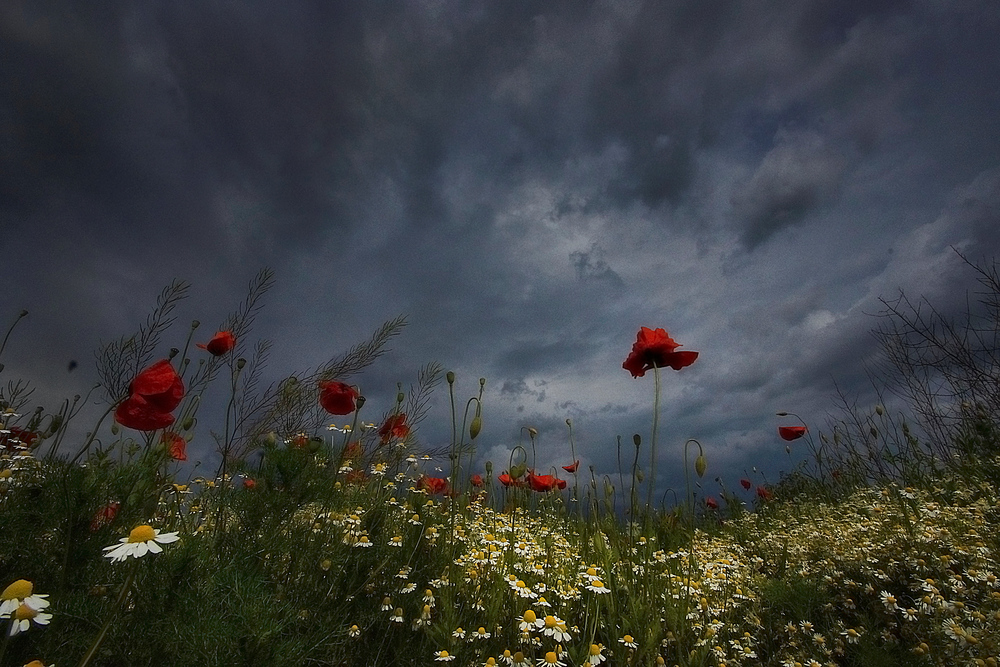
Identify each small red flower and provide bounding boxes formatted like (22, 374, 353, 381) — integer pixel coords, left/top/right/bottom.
(243, 478, 257, 490)
(1, 427, 38, 451)
(115, 395, 176, 431)
(470, 474, 484, 488)
(344, 469, 368, 486)
(705, 496, 719, 510)
(498, 473, 514, 487)
(161, 431, 187, 461)
(778, 426, 807, 441)
(562, 460, 579, 473)
(90, 501, 120, 531)
(756, 486, 773, 501)
(319, 381, 359, 416)
(129, 360, 184, 413)
(378, 413, 410, 444)
(623, 327, 699, 378)
(342, 441, 362, 459)
(418, 476, 450, 496)
(740, 478, 752, 491)
(196, 330, 236, 356)
(526, 472, 566, 492)
(290, 433, 309, 449)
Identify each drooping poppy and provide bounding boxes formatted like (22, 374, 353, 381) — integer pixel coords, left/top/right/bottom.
(623, 327, 699, 378)
(705, 496, 719, 510)
(115, 395, 176, 431)
(161, 431, 187, 461)
(128, 360, 184, 413)
(778, 426, 807, 441)
(498, 473, 514, 487)
(756, 486, 773, 501)
(243, 478, 257, 490)
(289, 433, 309, 449)
(378, 413, 410, 444)
(562, 460, 579, 473)
(470, 474, 484, 488)
(319, 381, 359, 416)
(740, 478, 752, 491)
(196, 330, 236, 356)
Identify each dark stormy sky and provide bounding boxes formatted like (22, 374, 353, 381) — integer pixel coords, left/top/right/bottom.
(3, 1, 999, 500)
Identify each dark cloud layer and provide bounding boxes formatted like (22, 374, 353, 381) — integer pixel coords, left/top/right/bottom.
(2, 0, 999, 499)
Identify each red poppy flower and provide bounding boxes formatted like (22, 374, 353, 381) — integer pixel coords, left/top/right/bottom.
(243, 478, 257, 490)
(740, 478, 752, 491)
(378, 413, 410, 444)
(418, 476, 450, 495)
(129, 360, 184, 413)
(115, 395, 176, 431)
(756, 486, 773, 501)
(623, 327, 699, 378)
(1, 427, 38, 451)
(498, 473, 514, 487)
(705, 496, 719, 510)
(90, 501, 120, 531)
(562, 460, 579, 473)
(290, 433, 309, 449)
(470, 474, 484, 488)
(319, 381, 359, 415)
(526, 472, 566, 492)
(344, 470, 368, 486)
(778, 426, 807, 441)
(342, 441, 362, 459)
(196, 330, 236, 356)
(161, 431, 187, 461)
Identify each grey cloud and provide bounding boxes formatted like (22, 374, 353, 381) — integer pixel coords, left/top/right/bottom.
(732, 130, 848, 249)
(570, 244, 625, 288)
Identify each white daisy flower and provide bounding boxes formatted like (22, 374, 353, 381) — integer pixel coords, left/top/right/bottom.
(8, 603, 52, 636)
(102, 525, 180, 563)
(0, 580, 49, 616)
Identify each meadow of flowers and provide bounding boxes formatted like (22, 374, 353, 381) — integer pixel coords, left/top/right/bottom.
(0, 272, 998, 666)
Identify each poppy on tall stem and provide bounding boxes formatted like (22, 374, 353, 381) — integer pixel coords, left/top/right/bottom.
(196, 330, 236, 356)
(623, 326, 698, 512)
(778, 426, 807, 441)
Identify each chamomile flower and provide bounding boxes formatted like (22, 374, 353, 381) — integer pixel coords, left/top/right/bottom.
(434, 650, 456, 661)
(536, 651, 565, 666)
(586, 643, 607, 664)
(470, 626, 491, 640)
(102, 525, 180, 562)
(586, 579, 610, 594)
(390, 608, 404, 624)
(22, 661, 55, 667)
(619, 634, 638, 649)
(519, 610, 542, 631)
(8, 603, 52, 636)
(453, 627, 466, 639)
(1, 580, 49, 616)
(348, 624, 361, 638)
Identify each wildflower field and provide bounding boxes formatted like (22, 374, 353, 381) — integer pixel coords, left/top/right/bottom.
(1, 266, 999, 666)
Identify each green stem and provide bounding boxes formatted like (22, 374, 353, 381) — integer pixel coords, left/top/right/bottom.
(646, 363, 661, 514)
(77, 559, 138, 667)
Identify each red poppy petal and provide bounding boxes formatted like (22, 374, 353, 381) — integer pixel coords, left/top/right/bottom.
(115, 396, 176, 431)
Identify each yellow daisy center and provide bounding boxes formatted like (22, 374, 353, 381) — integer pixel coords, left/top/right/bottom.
(623, 634, 634, 643)
(544, 615, 556, 628)
(586, 567, 597, 576)
(1, 579, 32, 600)
(128, 525, 156, 543)
(523, 610, 537, 623)
(513, 652, 525, 663)
(543, 652, 558, 665)
(14, 603, 38, 620)
(439, 651, 450, 658)
(591, 579, 605, 588)
(589, 644, 601, 656)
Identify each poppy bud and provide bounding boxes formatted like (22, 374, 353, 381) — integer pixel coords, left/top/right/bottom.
(695, 455, 707, 478)
(875, 404, 884, 416)
(527, 427, 537, 437)
(264, 431, 277, 447)
(479, 377, 486, 387)
(776, 411, 788, 417)
(237, 358, 246, 370)
(169, 347, 179, 359)
(870, 426, 878, 439)
(485, 461, 493, 476)
(604, 480, 614, 497)
(191, 320, 200, 329)
(786, 446, 791, 454)
(397, 392, 405, 404)
(470, 415, 482, 440)
(309, 436, 323, 453)
(636, 470, 644, 483)
(182, 416, 196, 431)
(510, 462, 526, 479)
(111, 422, 120, 436)
(446, 371, 455, 384)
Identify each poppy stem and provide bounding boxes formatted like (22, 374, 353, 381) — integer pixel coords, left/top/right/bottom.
(646, 363, 661, 514)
